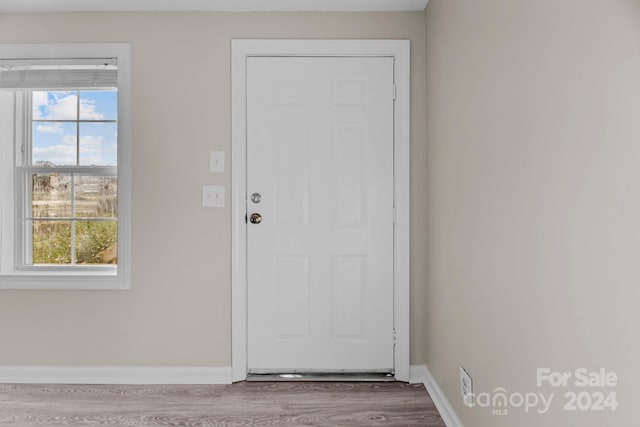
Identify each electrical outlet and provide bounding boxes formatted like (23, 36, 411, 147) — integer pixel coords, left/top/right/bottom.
(460, 366, 474, 407)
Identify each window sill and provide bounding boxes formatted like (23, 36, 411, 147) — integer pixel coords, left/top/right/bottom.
(0, 271, 129, 290)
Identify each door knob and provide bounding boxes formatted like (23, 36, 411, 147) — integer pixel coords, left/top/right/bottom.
(249, 213, 262, 224)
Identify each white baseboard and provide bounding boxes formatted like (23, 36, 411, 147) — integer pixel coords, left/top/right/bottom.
(410, 364, 464, 427)
(0, 366, 232, 384)
(1, 363, 460, 426)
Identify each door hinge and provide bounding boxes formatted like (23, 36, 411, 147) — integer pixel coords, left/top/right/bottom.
(393, 329, 397, 346)
(393, 83, 397, 101)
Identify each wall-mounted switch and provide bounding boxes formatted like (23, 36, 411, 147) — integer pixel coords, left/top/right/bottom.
(202, 185, 225, 208)
(210, 151, 225, 173)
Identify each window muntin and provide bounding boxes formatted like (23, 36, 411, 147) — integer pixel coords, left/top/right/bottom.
(31, 90, 118, 166)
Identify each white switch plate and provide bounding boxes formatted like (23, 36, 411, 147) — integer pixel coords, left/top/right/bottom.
(202, 185, 225, 208)
(210, 150, 225, 173)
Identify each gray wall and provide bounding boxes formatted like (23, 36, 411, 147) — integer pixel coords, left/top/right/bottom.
(424, 1, 640, 425)
(0, 12, 428, 367)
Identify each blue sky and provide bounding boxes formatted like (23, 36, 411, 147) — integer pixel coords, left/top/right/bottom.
(32, 90, 117, 166)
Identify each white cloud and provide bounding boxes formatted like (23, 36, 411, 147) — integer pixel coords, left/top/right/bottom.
(79, 99, 104, 120)
(79, 135, 117, 165)
(33, 133, 77, 165)
(32, 92, 105, 120)
(79, 135, 103, 152)
(33, 132, 115, 166)
(32, 144, 76, 165)
(62, 134, 77, 145)
(32, 91, 48, 119)
(35, 123, 64, 134)
(46, 93, 78, 120)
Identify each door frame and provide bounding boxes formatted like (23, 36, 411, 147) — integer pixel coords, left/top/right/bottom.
(231, 39, 411, 382)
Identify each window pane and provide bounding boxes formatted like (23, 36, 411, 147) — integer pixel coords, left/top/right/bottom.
(80, 90, 117, 120)
(31, 174, 71, 218)
(32, 91, 78, 120)
(79, 122, 117, 166)
(75, 221, 117, 264)
(75, 176, 118, 218)
(31, 220, 71, 264)
(32, 121, 77, 166)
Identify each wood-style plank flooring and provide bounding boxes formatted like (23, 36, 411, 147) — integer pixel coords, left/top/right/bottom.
(0, 382, 445, 426)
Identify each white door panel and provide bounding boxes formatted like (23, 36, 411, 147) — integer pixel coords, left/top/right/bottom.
(247, 57, 394, 372)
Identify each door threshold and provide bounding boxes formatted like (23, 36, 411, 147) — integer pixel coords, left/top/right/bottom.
(246, 372, 395, 382)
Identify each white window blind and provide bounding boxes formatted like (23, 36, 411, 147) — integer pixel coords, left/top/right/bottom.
(0, 58, 117, 89)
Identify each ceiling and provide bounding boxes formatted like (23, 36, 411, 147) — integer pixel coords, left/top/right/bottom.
(0, 0, 430, 13)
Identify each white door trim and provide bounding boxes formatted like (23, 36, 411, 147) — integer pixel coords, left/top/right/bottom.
(231, 39, 411, 382)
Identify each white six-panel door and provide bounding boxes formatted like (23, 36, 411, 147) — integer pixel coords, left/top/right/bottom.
(246, 57, 395, 373)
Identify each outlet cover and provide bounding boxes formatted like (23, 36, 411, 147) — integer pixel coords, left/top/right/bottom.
(460, 366, 474, 407)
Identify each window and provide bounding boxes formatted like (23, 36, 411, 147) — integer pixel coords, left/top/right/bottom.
(0, 44, 131, 289)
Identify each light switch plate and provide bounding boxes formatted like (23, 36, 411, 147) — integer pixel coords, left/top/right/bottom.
(210, 151, 225, 173)
(202, 185, 225, 208)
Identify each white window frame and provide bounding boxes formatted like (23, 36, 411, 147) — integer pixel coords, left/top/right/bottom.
(0, 43, 132, 290)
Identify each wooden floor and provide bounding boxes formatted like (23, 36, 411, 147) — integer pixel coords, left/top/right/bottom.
(0, 382, 445, 426)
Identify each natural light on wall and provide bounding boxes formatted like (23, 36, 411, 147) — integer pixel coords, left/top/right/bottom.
(0, 44, 131, 289)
